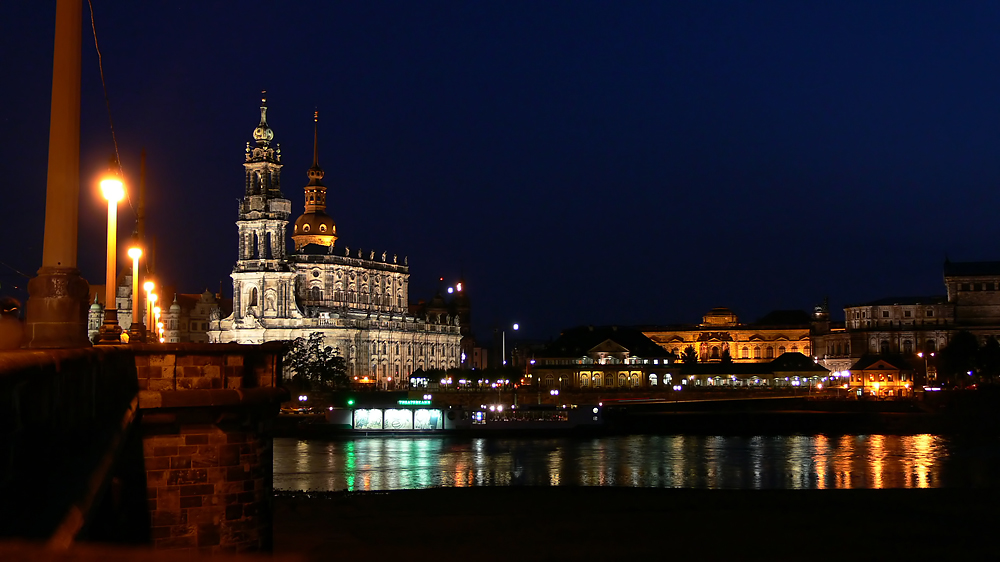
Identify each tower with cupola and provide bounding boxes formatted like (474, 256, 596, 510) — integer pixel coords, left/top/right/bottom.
(228, 92, 302, 333)
(292, 112, 337, 249)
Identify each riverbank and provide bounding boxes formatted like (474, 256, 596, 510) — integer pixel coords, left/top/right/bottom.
(273, 486, 998, 561)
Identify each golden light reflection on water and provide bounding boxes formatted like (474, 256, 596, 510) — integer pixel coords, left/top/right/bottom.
(272, 434, 984, 492)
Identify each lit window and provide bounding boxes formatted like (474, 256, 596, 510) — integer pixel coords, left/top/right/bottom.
(303, 224, 310, 232)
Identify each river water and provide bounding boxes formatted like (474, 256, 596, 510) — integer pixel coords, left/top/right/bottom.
(273, 434, 1000, 492)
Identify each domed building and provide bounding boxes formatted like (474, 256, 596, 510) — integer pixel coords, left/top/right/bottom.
(209, 96, 462, 384)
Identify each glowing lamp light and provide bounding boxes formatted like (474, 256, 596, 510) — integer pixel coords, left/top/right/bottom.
(144, 281, 154, 293)
(447, 287, 454, 294)
(100, 177, 125, 202)
(128, 246, 142, 260)
(512, 323, 519, 331)
(456, 282, 463, 291)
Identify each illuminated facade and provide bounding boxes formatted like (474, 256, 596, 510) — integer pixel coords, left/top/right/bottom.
(209, 98, 462, 384)
(847, 355, 915, 398)
(812, 260, 1000, 383)
(532, 326, 678, 389)
(642, 308, 812, 363)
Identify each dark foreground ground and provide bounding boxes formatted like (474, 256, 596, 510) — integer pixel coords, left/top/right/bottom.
(273, 486, 999, 561)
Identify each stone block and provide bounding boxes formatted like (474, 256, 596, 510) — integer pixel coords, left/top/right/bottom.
(180, 424, 217, 434)
(150, 378, 174, 391)
(226, 376, 242, 389)
(146, 470, 167, 486)
(170, 456, 192, 470)
(180, 484, 215, 497)
(226, 432, 247, 444)
(178, 445, 198, 456)
(152, 446, 179, 457)
(219, 444, 241, 466)
(159, 487, 181, 511)
(203, 365, 222, 378)
(225, 505, 243, 520)
(168, 468, 209, 486)
(193, 449, 220, 468)
(151, 510, 186, 527)
(155, 535, 195, 550)
(193, 376, 214, 390)
(185, 434, 209, 445)
(150, 354, 176, 367)
(180, 496, 203, 509)
(151, 526, 171, 539)
(224, 355, 243, 366)
(138, 390, 162, 408)
(145, 456, 170, 471)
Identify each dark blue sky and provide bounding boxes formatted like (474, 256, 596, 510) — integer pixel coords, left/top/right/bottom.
(5, 1, 1000, 342)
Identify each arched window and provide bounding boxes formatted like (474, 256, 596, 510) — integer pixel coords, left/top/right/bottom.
(778, 346, 786, 355)
(754, 346, 761, 359)
(927, 340, 936, 352)
(593, 374, 602, 387)
(649, 373, 658, 386)
(903, 340, 913, 354)
(711, 346, 720, 359)
(741, 346, 749, 359)
(618, 374, 626, 387)
(765, 346, 774, 359)
(880, 340, 890, 355)
(249, 287, 258, 307)
(580, 373, 590, 387)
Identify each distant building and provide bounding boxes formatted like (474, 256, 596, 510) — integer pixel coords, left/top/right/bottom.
(847, 355, 916, 398)
(679, 352, 829, 388)
(208, 98, 462, 385)
(642, 307, 812, 363)
(812, 259, 1000, 384)
(532, 326, 678, 389)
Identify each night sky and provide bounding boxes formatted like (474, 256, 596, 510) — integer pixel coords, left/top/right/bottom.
(5, 1, 1000, 342)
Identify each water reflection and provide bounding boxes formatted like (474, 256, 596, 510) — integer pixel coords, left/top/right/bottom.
(273, 434, 1000, 492)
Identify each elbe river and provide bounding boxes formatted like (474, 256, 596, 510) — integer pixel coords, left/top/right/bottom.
(274, 434, 1000, 491)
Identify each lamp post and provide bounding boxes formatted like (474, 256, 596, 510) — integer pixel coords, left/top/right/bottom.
(502, 323, 519, 366)
(917, 352, 935, 386)
(97, 173, 125, 344)
(144, 282, 154, 342)
(148, 292, 158, 341)
(153, 306, 161, 343)
(127, 245, 145, 343)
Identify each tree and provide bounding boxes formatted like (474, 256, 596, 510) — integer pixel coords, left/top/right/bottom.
(682, 345, 698, 365)
(938, 331, 979, 386)
(720, 347, 733, 365)
(977, 336, 1000, 384)
(284, 332, 349, 391)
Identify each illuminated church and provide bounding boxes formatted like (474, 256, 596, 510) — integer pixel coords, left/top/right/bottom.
(208, 96, 462, 385)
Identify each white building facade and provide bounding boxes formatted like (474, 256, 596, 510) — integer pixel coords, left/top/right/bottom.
(208, 98, 461, 386)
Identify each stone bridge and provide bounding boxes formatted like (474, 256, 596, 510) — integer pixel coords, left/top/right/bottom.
(0, 343, 288, 556)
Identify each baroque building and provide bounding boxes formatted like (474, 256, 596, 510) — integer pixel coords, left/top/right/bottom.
(208, 97, 462, 385)
(642, 307, 812, 363)
(812, 259, 1000, 385)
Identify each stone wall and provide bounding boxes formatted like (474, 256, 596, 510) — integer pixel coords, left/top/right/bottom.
(133, 343, 286, 555)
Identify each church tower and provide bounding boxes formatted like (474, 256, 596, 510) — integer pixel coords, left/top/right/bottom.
(237, 92, 291, 268)
(292, 111, 337, 250)
(229, 92, 302, 330)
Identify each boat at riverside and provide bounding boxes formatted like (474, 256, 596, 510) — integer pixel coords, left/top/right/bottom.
(310, 399, 605, 435)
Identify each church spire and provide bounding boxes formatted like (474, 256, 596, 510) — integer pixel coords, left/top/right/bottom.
(307, 111, 325, 186)
(252, 90, 274, 147)
(292, 110, 336, 250)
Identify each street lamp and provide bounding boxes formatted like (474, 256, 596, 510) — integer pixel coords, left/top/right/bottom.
(127, 244, 145, 343)
(502, 323, 519, 366)
(144, 282, 154, 341)
(917, 352, 935, 386)
(97, 173, 125, 344)
(148, 293, 158, 341)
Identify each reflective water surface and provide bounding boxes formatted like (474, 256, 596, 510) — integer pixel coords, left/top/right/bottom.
(274, 434, 1000, 492)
